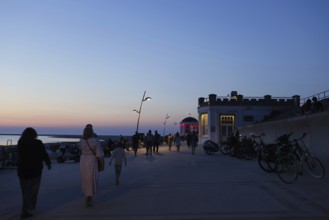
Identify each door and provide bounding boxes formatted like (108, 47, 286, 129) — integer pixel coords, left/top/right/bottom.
(219, 115, 234, 142)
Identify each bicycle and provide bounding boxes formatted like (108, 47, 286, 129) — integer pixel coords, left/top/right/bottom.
(257, 133, 291, 173)
(275, 133, 325, 184)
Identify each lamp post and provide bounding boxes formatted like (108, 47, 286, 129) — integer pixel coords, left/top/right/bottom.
(162, 113, 170, 137)
(172, 121, 178, 134)
(133, 90, 151, 133)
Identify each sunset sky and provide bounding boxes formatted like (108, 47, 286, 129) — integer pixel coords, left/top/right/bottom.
(1, 0, 328, 135)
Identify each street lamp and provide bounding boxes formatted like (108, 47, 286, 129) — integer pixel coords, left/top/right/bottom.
(162, 113, 170, 137)
(172, 121, 178, 133)
(133, 90, 151, 133)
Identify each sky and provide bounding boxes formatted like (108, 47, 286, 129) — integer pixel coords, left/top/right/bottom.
(1, 0, 328, 135)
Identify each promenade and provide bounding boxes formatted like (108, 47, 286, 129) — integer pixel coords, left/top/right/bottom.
(1, 143, 329, 220)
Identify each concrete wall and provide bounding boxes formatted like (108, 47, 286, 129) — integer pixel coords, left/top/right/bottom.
(238, 111, 329, 168)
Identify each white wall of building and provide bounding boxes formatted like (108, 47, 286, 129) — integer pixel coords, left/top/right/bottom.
(198, 105, 281, 144)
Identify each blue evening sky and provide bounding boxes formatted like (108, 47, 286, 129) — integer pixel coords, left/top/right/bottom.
(0, 0, 328, 135)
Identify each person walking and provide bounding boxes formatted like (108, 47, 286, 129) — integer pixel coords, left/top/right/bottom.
(79, 124, 105, 208)
(186, 131, 191, 149)
(17, 127, 52, 219)
(167, 133, 173, 151)
(190, 131, 199, 155)
(105, 138, 115, 157)
(174, 132, 182, 152)
(153, 130, 161, 153)
(132, 131, 140, 156)
(109, 137, 127, 186)
(144, 130, 154, 156)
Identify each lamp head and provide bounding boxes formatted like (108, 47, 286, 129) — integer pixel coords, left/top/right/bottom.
(133, 109, 140, 113)
(143, 97, 151, 101)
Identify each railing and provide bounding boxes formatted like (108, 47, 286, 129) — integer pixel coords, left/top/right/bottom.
(300, 90, 329, 106)
(200, 90, 329, 107)
(201, 95, 292, 104)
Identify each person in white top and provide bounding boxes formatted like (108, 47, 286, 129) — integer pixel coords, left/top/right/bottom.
(109, 137, 127, 186)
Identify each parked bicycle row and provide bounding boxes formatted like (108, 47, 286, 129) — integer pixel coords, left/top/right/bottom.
(203, 132, 325, 184)
(257, 132, 325, 183)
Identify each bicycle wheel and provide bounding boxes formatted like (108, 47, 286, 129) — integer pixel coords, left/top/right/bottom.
(276, 156, 298, 184)
(258, 150, 274, 172)
(304, 156, 325, 179)
(220, 143, 230, 155)
(258, 144, 278, 172)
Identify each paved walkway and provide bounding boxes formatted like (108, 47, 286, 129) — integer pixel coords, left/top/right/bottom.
(1, 143, 329, 219)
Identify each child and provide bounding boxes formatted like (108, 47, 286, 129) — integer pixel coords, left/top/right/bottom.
(109, 138, 127, 186)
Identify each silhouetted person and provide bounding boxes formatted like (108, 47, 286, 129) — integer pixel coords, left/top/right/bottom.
(132, 131, 140, 156)
(301, 99, 312, 115)
(190, 131, 198, 155)
(232, 130, 240, 146)
(153, 130, 161, 153)
(174, 132, 182, 152)
(312, 97, 324, 112)
(106, 138, 115, 157)
(17, 127, 51, 219)
(186, 131, 191, 149)
(167, 133, 173, 151)
(144, 130, 154, 156)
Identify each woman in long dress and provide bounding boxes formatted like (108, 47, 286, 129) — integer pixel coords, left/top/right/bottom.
(79, 124, 104, 207)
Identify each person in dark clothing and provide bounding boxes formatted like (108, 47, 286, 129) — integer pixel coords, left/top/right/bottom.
(17, 127, 52, 219)
(190, 131, 199, 155)
(312, 97, 324, 112)
(174, 132, 182, 152)
(186, 131, 191, 149)
(144, 130, 154, 156)
(167, 133, 173, 151)
(132, 131, 140, 156)
(153, 130, 161, 153)
(301, 99, 312, 115)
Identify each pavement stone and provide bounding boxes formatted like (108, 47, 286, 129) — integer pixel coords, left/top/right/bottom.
(1, 143, 329, 220)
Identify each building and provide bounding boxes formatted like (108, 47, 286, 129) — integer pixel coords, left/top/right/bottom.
(179, 117, 199, 137)
(197, 91, 300, 144)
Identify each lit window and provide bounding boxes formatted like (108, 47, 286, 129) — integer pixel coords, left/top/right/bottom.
(201, 114, 208, 136)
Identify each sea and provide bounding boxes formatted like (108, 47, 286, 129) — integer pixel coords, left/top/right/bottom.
(0, 134, 80, 146)
(0, 134, 126, 146)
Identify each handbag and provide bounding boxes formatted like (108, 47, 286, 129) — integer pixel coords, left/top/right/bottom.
(86, 140, 104, 172)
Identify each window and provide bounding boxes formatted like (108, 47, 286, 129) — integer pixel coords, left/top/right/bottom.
(220, 115, 234, 137)
(200, 114, 208, 136)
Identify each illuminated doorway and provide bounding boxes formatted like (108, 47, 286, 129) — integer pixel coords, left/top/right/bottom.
(220, 115, 235, 142)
